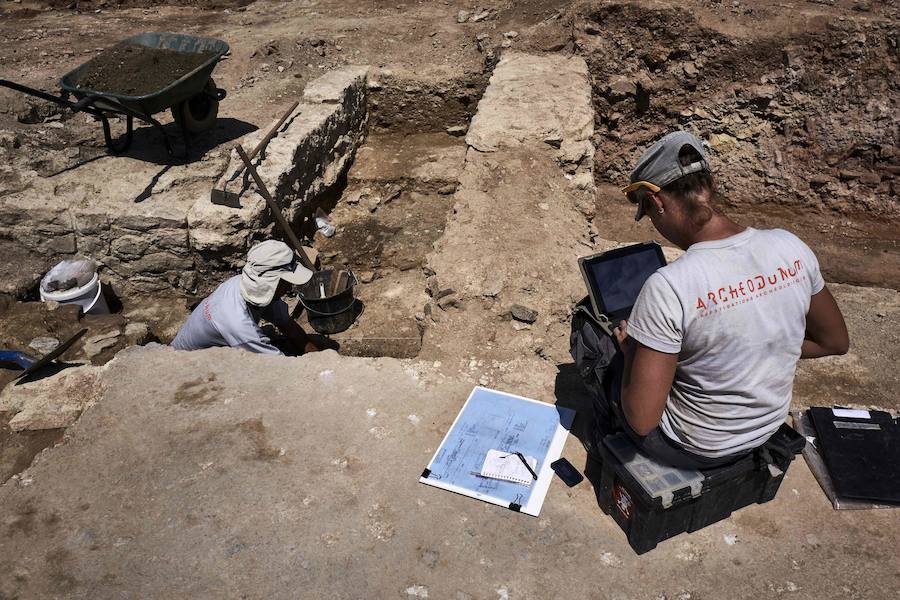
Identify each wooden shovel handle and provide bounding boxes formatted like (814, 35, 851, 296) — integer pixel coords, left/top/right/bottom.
(234, 144, 316, 272)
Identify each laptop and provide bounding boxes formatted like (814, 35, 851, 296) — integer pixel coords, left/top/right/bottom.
(578, 242, 667, 326)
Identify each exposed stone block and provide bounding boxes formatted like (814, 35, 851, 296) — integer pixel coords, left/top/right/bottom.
(0, 364, 103, 432)
(465, 52, 593, 153)
(193, 66, 370, 270)
(303, 65, 370, 104)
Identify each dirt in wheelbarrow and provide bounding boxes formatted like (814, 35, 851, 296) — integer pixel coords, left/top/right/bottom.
(71, 42, 217, 97)
(36, 0, 255, 11)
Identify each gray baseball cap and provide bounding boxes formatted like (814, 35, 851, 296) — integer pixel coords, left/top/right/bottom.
(625, 131, 710, 220)
(240, 240, 313, 307)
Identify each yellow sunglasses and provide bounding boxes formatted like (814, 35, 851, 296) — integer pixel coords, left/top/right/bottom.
(621, 180, 661, 203)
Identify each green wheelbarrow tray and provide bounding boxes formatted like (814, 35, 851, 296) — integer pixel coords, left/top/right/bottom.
(60, 32, 229, 117)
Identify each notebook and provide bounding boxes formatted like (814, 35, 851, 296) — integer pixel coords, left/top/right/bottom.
(480, 449, 538, 485)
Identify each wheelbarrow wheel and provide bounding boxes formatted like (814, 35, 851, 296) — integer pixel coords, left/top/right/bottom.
(173, 78, 219, 133)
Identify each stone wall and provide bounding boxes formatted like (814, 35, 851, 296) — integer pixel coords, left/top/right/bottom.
(0, 66, 370, 298)
(187, 66, 369, 291)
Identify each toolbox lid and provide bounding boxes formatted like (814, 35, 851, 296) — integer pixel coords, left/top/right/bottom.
(604, 434, 704, 508)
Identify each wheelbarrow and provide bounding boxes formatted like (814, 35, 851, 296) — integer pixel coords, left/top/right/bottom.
(0, 32, 229, 160)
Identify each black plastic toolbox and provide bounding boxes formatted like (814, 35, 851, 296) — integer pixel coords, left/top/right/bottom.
(596, 423, 806, 554)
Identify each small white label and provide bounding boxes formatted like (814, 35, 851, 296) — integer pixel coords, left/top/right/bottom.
(832, 408, 871, 419)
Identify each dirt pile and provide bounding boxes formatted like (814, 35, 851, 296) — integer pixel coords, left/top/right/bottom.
(71, 42, 216, 97)
(33, 0, 254, 10)
(576, 1, 900, 218)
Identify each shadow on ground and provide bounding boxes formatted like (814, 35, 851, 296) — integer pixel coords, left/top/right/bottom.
(554, 362, 599, 464)
(124, 116, 257, 164)
(554, 362, 610, 502)
(57, 116, 258, 169)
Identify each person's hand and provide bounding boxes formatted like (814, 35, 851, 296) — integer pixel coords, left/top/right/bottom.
(614, 320, 635, 357)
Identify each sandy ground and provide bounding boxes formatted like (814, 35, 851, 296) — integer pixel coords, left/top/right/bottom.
(0, 346, 898, 599)
(0, 0, 898, 596)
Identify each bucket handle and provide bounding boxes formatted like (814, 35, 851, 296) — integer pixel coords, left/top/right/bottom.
(297, 297, 358, 317)
(297, 270, 358, 317)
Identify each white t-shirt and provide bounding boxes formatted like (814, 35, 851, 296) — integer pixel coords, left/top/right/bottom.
(171, 276, 290, 355)
(628, 228, 824, 458)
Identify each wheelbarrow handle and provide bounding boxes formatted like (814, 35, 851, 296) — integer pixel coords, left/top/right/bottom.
(0, 79, 107, 119)
(71, 94, 101, 113)
(0, 79, 78, 111)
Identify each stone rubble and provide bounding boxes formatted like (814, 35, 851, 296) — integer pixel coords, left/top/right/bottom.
(0, 66, 371, 299)
(0, 363, 103, 431)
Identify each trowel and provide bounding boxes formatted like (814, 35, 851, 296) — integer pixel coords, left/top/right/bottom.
(0, 328, 87, 384)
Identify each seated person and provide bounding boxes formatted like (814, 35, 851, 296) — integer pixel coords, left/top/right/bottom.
(172, 240, 319, 355)
(599, 131, 849, 469)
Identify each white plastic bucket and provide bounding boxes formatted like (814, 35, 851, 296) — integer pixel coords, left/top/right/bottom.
(39, 272, 110, 315)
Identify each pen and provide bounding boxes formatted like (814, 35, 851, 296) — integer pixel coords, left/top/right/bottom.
(512, 451, 538, 480)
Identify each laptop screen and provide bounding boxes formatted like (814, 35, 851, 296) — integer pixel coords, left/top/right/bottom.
(584, 245, 665, 316)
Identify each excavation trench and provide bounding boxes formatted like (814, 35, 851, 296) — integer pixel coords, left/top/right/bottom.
(5, 8, 897, 480)
(579, 2, 900, 289)
(0, 68, 489, 478)
(298, 135, 468, 358)
(297, 71, 487, 358)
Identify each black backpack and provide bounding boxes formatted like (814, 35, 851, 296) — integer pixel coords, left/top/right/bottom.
(569, 296, 622, 436)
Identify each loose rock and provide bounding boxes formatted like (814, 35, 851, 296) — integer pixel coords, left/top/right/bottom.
(0, 365, 103, 431)
(510, 304, 538, 323)
(28, 337, 60, 355)
(123, 322, 151, 345)
(83, 330, 121, 358)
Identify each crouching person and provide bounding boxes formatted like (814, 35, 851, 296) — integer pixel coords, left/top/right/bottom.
(172, 240, 320, 355)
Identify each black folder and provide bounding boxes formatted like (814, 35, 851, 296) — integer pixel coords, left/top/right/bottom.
(809, 407, 900, 504)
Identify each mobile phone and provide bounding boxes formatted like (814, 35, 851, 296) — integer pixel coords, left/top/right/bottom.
(550, 458, 584, 487)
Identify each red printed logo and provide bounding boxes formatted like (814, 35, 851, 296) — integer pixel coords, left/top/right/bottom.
(695, 259, 807, 317)
(614, 482, 633, 521)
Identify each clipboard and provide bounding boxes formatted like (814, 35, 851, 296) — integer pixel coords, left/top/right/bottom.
(419, 387, 575, 517)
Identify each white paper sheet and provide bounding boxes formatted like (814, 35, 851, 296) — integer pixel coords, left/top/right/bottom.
(832, 408, 871, 419)
(481, 449, 538, 485)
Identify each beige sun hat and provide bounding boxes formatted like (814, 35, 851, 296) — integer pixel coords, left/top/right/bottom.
(240, 240, 314, 307)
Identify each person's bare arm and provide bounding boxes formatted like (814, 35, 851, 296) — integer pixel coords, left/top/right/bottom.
(802, 286, 849, 358)
(615, 321, 678, 436)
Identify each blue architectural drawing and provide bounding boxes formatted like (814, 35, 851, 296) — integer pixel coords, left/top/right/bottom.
(420, 387, 575, 516)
